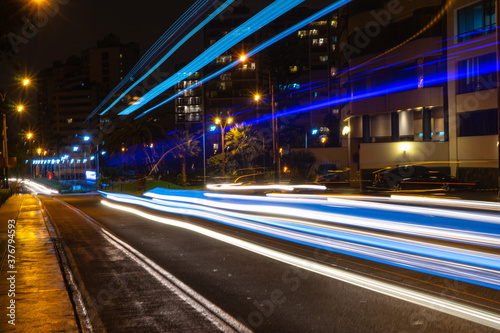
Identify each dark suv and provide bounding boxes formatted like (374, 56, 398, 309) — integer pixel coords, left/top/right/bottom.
(372, 165, 457, 191)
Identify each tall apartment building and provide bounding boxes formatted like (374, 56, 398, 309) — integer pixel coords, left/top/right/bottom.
(268, 7, 341, 148)
(173, 62, 203, 128)
(37, 34, 140, 157)
(199, 4, 340, 149)
(202, 4, 265, 125)
(335, 0, 498, 187)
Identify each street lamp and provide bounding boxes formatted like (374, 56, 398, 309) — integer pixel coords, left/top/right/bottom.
(0, 80, 30, 187)
(26, 132, 34, 178)
(214, 116, 233, 177)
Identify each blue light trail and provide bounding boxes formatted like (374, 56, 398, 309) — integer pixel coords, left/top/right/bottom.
(134, 0, 352, 119)
(119, 0, 308, 116)
(100, 189, 500, 290)
(95, 0, 237, 118)
(87, 0, 217, 120)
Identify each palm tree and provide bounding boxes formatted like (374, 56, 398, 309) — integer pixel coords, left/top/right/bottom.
(171, 130, 201, 187)
(225, 125, 262, 170)
(104, 117, 164, 172)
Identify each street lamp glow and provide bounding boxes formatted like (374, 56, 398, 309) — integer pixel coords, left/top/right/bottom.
(17, 105, 24, 112)
(90, 156, 95, 161)
(101, 151, 106, 155)
(23, 79, 30, 86)
(401, 142, 410, 152)
(215, 118, 221, 125)
(27, 132, 33, 139)
(227, 117, 233, 125)
(342, 126, 350, 136)
(240, 55, 247, 62)
(254, 94, 261, 101)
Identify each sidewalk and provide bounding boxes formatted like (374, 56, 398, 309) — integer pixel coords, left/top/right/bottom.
(0, 194, 79, 332)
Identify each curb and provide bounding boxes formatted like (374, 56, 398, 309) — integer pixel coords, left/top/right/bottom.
(37, 196, 96, 333)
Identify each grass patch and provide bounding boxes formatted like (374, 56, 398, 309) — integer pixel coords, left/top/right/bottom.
(104, 180, 202, 195)
(34, 178, 72, 191)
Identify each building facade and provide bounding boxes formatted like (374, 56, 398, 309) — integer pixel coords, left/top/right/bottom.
(37, 34, 139, 158)
(337, 0, 498, 188)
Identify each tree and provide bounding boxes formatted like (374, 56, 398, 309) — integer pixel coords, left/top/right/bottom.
(170, 130, 201, 187)
(225, 125, 263, 170)
(104, 117, 164, 175)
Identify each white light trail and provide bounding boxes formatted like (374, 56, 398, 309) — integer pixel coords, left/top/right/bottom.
(206, 183, 326, 191)
(101, 199, 500, 331)
(102, 192, 500, 288)
(22, 180, 59, 195)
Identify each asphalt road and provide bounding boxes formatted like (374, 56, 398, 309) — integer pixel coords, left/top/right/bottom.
(39, 193, 499, 333)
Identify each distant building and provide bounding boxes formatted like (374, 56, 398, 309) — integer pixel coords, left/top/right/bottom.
(202, 4, 265, 125)
(37, 34, 140, 157)
(173, 63, 203, 129)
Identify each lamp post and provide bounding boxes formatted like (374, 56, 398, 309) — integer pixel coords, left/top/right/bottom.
(243, 54, 278, 183)
(214, 117, 233, 177)
(0, 77, 30, 187)
(27, 132, 34, 179)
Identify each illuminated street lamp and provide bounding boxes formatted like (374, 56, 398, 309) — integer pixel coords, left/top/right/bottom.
(214, 117, 233, 177)
(0, 79, 30, 187)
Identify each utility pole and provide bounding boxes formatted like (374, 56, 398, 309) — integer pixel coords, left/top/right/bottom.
(3, 114, 9, 188)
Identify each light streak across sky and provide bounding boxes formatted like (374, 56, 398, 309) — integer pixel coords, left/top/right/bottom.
(94, 0, 237, 118)
(87, 0, 219, 120)
(133, 0, 352, 119)
(101, 198, 500, 330)
(100, 189, 500, 290)
(117, 0, 308, 116)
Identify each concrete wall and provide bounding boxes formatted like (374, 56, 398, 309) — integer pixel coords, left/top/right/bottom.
(292, 147, 349, 169)
(457, 135, 498, 168)
(359, 141, 450, 170)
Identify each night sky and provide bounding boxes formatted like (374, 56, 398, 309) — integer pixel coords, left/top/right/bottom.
(0, 0, 326, 109)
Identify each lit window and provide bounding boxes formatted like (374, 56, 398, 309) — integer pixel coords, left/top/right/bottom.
(319, 56, 329, 62)
(310, 29, 319, 36)
(289, 66, 298, 73)
(67, 118, 73, 123)
(297, 30, 308, 38)
(216, 55, 232, 64)
(457, 0, 495, 42)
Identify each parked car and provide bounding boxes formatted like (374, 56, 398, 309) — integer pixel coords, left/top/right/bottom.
(372, 165, 466, 192)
